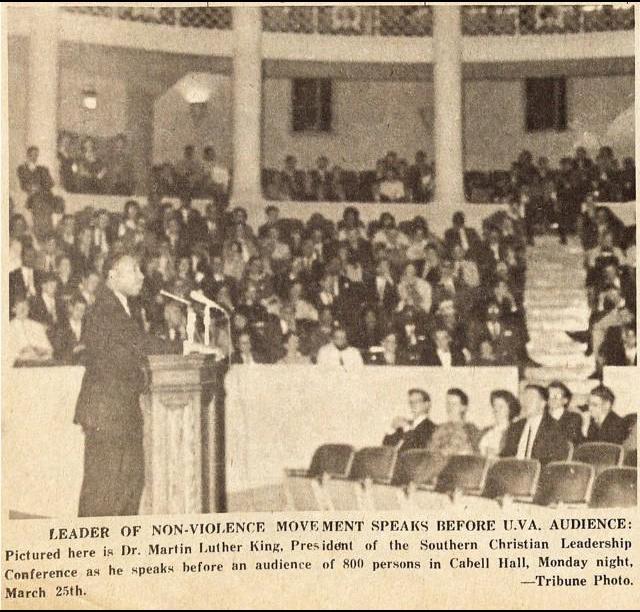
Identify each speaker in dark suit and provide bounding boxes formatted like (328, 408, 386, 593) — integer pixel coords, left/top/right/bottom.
(74, 254, 168, 517)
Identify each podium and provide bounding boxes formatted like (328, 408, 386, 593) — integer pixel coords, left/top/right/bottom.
(139, 354, 225, 515)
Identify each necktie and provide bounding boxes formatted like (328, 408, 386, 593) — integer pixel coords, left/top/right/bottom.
(525, 424, 533, 459)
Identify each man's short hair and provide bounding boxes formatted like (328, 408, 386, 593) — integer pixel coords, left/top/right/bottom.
(525, 383, 548, 402)
(265, 205, 279, 215)
(447, 388, 469, 406)
(452, 211, 465, 226)
(590, 384, 615, 405)
(27, 145, 38, 155)
(548, 380, 572, 403)
(103, 252, 133, 279)
(408, 388, 430, 403)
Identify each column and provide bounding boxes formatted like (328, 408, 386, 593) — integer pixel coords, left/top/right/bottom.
(231, 7, 263, 207)
(27, 5, 59, 174)
(433, 6, 465, 204)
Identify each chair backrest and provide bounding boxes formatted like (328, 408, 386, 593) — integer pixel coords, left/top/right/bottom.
(348, 446, 397, 484)
(308, 444, 355, 478)
(624, 448, 637, 467)
(435, 455, 489, 495)
(533, 461, 595, 506)
(574, 442, 623, 467)
(393, 450, 449, 487)
(589, 467, 637, 508)
(482, 458, 541, 500)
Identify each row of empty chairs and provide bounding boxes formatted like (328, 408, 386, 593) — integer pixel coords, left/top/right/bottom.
(283, 443, 637, 512)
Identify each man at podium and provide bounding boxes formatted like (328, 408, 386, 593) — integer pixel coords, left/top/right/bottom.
(74, 253, 168, 517)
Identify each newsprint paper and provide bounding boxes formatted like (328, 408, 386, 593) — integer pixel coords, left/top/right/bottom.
(1, 2, 639, 609)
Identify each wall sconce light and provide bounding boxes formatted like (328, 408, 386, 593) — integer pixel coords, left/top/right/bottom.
(81, 89, 97, 110)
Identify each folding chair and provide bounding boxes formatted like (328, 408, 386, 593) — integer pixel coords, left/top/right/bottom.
(533, 461, 595, 507)
(589, 467, 637, 508)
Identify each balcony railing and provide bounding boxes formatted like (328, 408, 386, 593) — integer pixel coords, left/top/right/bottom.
(262, 6, 434, 37)
(61, 6, 232, 30)
(60, 5, 633, 37)
(462, 4, 634, 36)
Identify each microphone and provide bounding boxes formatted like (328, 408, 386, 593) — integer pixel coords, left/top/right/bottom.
(159, 290, 191, 306)
(190, 290, 229, 316)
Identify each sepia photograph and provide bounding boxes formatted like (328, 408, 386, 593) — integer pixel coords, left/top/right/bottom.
(2, 3, 637, 527)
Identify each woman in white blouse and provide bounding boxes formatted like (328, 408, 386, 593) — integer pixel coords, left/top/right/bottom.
(7, 297, 53, 366)
(479, 390, 521, 458)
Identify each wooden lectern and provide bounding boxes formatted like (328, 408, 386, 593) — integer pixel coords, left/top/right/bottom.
(139, 354, 226, 515)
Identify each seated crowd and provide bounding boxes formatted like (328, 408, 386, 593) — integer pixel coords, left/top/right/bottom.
(9, 141, 635, 372)
(574, 197, 636, 373)
(383, 383, 636, 466)
(10, 186, 538, 369)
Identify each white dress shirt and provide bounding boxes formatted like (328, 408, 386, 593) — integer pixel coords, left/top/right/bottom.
(113, 289, 131, 317)
(436, 348, 452, 368)
(516, 414, 543, 459)
(316, 343, 364, 368)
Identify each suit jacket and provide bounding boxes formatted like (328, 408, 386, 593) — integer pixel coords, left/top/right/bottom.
(548, 409, 584, 446)
(74, 287, 167, 437)
(444, 226, 481, 257)
(422, 344, 466, 367)
(383, 418, 436, 453)
(17, 164, 54, 194)
(366, 275, 400, 312)
(468, 320, 521, 366)
(9, 267, 39, 307)
(501, 413, 569, 465)
(51, 318, 85, 364)
(29, 294, 64, 329)
(585, 410, 628, 445)
(600, 326, 638, 366)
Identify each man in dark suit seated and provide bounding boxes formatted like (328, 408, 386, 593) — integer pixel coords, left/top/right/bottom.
(501, 384, 568, 465)
(468, 301, 521, 367)
(546, 380, 583, 446)
(74, 253, 169, 517)
(9, 244, 39, 313)
(51, 293, 87, 364)
(383, 388, 436, 453)
(580, 384, 628, 445)
(17, 145, 54, 196)
(230, 331, 264, 365)
(29, 271, 63, 332)
(423, 327, 466, 367)
(444, 211, 481, 260)
(600, 323, 637, 367)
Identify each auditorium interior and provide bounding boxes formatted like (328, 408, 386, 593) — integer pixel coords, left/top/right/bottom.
(4, 5, 637, 517)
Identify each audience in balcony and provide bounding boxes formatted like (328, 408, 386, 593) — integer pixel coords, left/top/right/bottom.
(257, 145, 636, 207)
